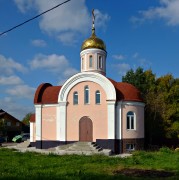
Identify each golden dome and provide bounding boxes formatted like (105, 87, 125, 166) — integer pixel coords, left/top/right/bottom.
(81, 28, 106, 51)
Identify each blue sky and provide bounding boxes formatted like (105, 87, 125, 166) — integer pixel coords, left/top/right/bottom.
(0, 0, 179, 120)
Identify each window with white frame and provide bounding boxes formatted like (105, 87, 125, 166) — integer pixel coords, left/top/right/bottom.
(73, 91, 78, 105)
(95, 90, 100, 104)
(99, 56, 102, 69)
(126, 144, 135, 151)
(84, 86, 89, 104)
(127, 111, 135, 130)
(89, 55, 93, 68)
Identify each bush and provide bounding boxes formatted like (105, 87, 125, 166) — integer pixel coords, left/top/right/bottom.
(159, 147, 173, 153)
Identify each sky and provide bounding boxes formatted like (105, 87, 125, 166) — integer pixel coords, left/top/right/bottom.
(0, 0, 179, 120)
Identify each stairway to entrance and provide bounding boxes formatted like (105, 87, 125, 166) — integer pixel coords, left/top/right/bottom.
(55, 142, 112, 155)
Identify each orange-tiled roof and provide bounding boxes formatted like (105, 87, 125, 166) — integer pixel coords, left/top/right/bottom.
(34, 83, 61, 104)
(109, 78, 143, 102)
(30, 113, 35, 123)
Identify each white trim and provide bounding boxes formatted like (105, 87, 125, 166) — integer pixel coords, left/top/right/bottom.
(56, 104, 60, 141)
(80, 48, 107, 57)
(35, 105, 42, 141)
(107, 100, 116, 139)
(41, 104, 58, 107)
(126, 111, 136, 130)
(30, 122, 34, 142)
(116, 101, 122, 140)
(122, 101, 145, 107)
(58, 72, 116, 102)
(57, 102, 67, 141)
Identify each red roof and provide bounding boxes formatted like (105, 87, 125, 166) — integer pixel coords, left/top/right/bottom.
(30, 114, 35, 123)
(34, 83, 61, 104)
(109, 78, 143, 102)
(34, 79, 143, 104)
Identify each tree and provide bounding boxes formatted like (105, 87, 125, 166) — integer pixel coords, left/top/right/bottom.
(22, 113, 32, 126)
(122, 68, 179, 146)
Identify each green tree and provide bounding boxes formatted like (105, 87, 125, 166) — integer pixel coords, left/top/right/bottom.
(122, 68, 179, 146)
(22, 113, 32, 126)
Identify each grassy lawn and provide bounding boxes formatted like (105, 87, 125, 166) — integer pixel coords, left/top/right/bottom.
(0, 147, 179, 179)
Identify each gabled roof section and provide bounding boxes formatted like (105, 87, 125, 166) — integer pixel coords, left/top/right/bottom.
(0, 109, 24, 124)
(108, 78, 143, 102)
(34, 83, 62, 104)
(30, 113, 35, 123)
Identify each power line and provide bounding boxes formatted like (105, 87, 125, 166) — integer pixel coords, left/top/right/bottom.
(0, 0, 71, 37)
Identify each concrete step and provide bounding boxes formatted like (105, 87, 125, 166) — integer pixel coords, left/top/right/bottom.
(56, 142, 112, 155)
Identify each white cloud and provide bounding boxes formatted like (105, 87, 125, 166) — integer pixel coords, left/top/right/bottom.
(112, 54, 125, 60)
(131, 0, 179, 26)
(0, 76, 23, 85)
(14, 0, 110, 44)
(114, 63, 131, 76)
(29, 53, 78, 80)
(31, 39, 47, 47)
(14, 0, 34, 13)
(94, 9, 111, 29)
(132, 52, 139, 59)
(0, 97, 34, 120)
(58, 32, 77, 45)
(6, 85, 35, 99)
(0, 54, 27, 75)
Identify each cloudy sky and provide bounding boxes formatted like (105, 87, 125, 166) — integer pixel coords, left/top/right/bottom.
(0, 0, 179, 120)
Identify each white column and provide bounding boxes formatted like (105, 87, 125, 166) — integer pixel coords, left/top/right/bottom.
(107, 100, 116, 139)
(30, 122, 34, 142)
(57, 102, 67, 141)
(35, 105, 42, 141)
(116, 102, 122, 140)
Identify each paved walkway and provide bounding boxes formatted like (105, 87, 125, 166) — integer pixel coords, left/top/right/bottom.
(1, 141, 132, 158)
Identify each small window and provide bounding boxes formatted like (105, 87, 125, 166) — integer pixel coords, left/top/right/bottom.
(16, 122, 20, 126)
(84, 86, 89, 104)
(89, 55, 93, 68)
(73, 91, 78, 105)
(127, 111, 135, 130)
(7, 122, 11, 126)
(99, 56, 102, 69)
(126, 144, 135, 151)
(95, 90, 100, 104)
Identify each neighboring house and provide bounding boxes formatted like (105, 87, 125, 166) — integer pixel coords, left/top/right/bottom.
(30, 16, 145, 154)
(0, 109, 26, 141)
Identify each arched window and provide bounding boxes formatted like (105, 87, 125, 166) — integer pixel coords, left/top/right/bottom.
(89, 55, 93, 68)
(84, 86, 89, 104)
(95, 90, 100, 104)
(99, 56, 102, 69)
(127, 111, 135, 130)
(73, 91, 78, 105)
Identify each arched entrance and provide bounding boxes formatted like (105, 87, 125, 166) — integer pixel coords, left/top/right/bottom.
(79, 116, 93, 142)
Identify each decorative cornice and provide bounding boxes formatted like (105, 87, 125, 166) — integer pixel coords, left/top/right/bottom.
(58, 72, 116, 102)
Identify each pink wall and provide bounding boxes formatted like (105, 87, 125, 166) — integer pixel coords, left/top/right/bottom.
(122, 104, 144, 139)
(66, 81, 107, 141)
(41, 107, 57, 141)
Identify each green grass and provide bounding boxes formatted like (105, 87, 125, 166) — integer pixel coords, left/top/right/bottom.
(0, 147, 179, 179)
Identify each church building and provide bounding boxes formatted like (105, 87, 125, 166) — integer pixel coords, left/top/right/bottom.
(30, 12, 145, 154)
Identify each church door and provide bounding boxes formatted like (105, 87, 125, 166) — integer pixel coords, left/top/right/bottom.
(79, 117, 93, 142)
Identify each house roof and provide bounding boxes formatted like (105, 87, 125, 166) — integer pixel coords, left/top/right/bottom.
(30, 113, 35, 123)
(34, 78, 143, 104)
(0, 109, 24, 124)
(34, 83, 62, 104)
(108, 79, 143, 102)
